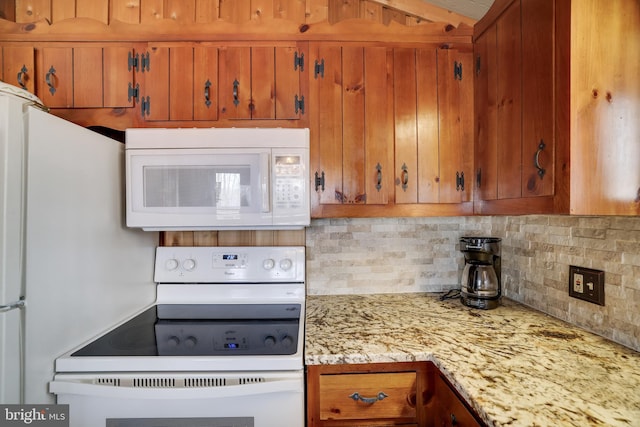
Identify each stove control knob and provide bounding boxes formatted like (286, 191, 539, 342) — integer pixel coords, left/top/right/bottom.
(264, 335, 276, 347)
(182, 258, 197, 271)
(263, 258, 275, 270)
(185, 336, 197, 348)
(168, 336, 180, 347)
(281, 335, 294, 347)
(165, 258, 179, 271)
(279, 258, 293, 271)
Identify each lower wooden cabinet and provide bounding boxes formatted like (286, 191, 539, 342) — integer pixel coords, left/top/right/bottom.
(306, 362, 484, 427)
(426, 370, 483, 427)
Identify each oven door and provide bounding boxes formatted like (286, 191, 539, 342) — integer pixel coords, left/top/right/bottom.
(50, 371, 303, 427)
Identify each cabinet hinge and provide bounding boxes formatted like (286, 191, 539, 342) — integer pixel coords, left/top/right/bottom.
(476, 168, 482, 189)
(294, 95, 305, 115)
(314, 171, 325, 191)
(140, 96, 150, 117)
(454, 61, 463, 81)
(128, 51, 139, 72)
(475, 56, 481, 76)
(128, 83, 140, 103)
(294, 52, 304, 71)
(314, 59, 325, 79)
(456, 171, 465, 191)
(140, 52, 150, 72)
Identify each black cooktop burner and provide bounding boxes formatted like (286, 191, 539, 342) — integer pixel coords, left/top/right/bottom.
(71, 304, 301, 357)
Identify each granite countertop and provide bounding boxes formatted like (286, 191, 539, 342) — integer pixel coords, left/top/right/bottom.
(304, 293, 640, 427)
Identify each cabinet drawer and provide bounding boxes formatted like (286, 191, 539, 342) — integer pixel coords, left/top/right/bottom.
(319, 372, 417, 421)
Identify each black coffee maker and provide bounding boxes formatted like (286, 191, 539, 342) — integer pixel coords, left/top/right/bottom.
(459, 237, 502, 309)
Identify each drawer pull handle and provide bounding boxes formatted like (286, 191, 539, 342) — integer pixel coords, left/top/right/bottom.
(348, 391, 388, 404)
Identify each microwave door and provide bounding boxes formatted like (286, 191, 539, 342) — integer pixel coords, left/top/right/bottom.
(127, 149, 273, 230)
(260, 152, 270, 213)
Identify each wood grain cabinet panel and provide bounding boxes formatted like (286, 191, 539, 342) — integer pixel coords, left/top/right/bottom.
(218, 44, 305, 121)
(307, 362, 484, 427)
(319, 372, 417, 421)
(474, 0, 639, 215)
(1, 46, 35, 93)
(307, 362, 426, 427)
(426, 371, 482, 427)
(37, 47, 73, 108)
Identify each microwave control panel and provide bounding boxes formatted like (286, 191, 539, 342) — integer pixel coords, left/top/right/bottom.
(274, 155, 304, 209)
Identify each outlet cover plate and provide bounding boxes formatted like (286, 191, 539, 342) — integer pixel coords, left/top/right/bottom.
(568, 265, 605, 305)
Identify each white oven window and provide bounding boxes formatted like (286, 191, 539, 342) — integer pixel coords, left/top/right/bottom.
(143, 165, 252, 209)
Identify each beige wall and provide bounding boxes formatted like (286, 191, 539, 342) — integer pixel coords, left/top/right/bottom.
(305, 215, 640, 352)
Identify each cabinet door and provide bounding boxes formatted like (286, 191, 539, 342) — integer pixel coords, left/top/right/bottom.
(341, 46, 366, 204)
(437, 48, 473, 203)
(495, 1, 522, 200)
(219, 46, 251, 119)
(103, 46, 136, 109)
(394, 47, 440, 204)
(474, 26, 498, 201)
(393, 48, 420, 204)
(521, 0, 554, 197)
(169, 46, 195, 121)
(38, 47, 73, 108)
(275, 46, 303, 119)
(2, 47, 35, 93)
(363, 47, 393, 205)
(73, 47, 103, 108)
(141, 46, 170, 121)
(416, 48, 440, 203)
(193, 47, 218, 121)
(309, 44, 343, 206)
(430, 372, 482, 427)
(251, 46, 276, 119)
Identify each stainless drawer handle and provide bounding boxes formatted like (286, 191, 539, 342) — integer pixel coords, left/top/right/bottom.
(349, 391, 388, 404)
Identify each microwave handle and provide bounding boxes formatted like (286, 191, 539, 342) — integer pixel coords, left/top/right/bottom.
(261, 152, 271, 213)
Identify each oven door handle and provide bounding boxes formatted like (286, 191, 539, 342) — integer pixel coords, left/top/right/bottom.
(49, 378, 301, 400)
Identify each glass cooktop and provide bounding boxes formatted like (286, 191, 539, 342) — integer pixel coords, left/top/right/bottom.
(72, 304, 301, 357)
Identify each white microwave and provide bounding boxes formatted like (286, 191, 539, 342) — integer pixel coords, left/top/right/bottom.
(125, 128, 310, 231)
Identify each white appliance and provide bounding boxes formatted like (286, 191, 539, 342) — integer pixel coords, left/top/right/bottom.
(0, 83, 158, 404)
(125, 127, 310, 231)
(51, 246, 306, 427)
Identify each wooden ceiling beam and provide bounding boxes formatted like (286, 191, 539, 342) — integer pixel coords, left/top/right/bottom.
(367, 0, 477, 27)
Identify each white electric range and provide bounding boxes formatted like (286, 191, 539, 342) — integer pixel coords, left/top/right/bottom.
(50, 246, 306, 427)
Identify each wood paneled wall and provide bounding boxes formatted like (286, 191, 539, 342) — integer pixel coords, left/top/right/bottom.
(8, 0, 451, 27)
(161, 230, 306, 247)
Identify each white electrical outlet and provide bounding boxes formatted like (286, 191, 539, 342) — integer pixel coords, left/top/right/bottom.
(573, 273, 584, 293)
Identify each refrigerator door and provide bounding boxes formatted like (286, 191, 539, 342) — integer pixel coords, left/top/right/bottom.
(21, 106, 158, 403)
(0, 94, 29, 403)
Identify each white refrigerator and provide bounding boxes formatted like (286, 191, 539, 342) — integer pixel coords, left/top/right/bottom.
(0, 83, 158, 404)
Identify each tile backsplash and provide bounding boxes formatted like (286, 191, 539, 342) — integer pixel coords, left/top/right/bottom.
(306, 215, 640, 351)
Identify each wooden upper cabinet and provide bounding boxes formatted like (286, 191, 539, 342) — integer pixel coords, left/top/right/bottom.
(37, 47, 74, 108)
(473, 0, 559, 214)
(567, 0, 639, 215)
(35, 45, 136, 109)
(310, 44, 392, 210)
(437, 48, 473, 204)
(474, 0, 639, 216)
(1, 47, 35, 94)
(363, 47, 393, 205)
(140, 45, 218, 121)
(219, 45, 304, 121)
(310, 42, 474, 218)
(394, 47, 472, 206)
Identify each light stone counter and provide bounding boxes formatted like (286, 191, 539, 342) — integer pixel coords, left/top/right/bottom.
(304, 293, 640, 427)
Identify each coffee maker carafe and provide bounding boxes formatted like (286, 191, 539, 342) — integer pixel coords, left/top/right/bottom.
(460, 237, 501, 309)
